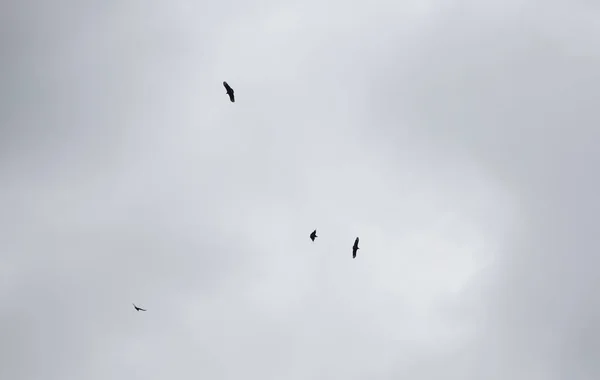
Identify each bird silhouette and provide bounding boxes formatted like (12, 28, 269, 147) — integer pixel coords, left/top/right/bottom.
(223, 81, 235, 102)
(132, 303, 147, 312)
(352, 237, 359, 258)
(310, 230, 317, 241)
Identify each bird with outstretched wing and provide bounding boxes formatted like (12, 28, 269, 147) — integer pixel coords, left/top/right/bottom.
(223, 81, 235, 102)
(352, 237, 359, 258)
(132, 303, 147, 312)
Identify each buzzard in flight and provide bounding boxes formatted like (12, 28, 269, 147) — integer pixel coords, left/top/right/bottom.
(352, 237, 359, 258)
(223, 81, 235, 102)
(132, 303, 147, 312)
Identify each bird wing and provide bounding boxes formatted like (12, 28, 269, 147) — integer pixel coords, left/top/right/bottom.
(229, 92, 235, 102)
(223, 81, 231, 91)
(139, 308, 147, 311)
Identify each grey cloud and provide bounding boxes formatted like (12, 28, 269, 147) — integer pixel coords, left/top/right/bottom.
(2, 0, 599, 379)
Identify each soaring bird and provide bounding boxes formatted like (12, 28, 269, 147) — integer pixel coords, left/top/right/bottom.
(132, 303, 147, 312)
(310, 230, 317, 241)
(223, 81, 235, 102)
(352, 237, 359, 258)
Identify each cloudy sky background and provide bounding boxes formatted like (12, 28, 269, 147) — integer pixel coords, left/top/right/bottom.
(1, 0, 599, 379)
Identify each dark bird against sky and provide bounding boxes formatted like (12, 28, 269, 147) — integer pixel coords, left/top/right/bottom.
(310, 230, 317, 241)
(132, 303, 146, 312)
(223, 81, 235, 102)
(352, 237, 359, 259)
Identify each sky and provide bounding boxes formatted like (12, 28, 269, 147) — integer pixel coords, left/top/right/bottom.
(1, 0, 599, 379)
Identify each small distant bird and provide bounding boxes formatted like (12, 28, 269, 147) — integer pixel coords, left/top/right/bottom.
(223, 81, 235, 102)
(132, 303, 146, 312)
(310, 230, 317, 241)
(352, 237, 359, 258)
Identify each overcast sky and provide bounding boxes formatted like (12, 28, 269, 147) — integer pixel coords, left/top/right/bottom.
(1, 0, 599, 379)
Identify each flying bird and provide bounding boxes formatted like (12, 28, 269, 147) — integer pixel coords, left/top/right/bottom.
(310, 230, 317, 241)
(352, 237, 359, 258)
(132, 303, 146, 312)
(223, 81, 235, 102)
